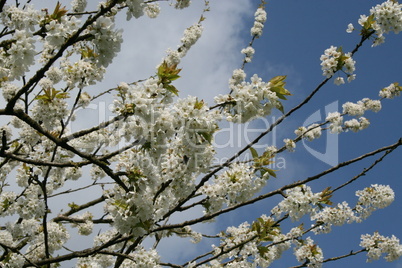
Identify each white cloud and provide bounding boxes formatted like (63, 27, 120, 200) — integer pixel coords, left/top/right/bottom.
(102, 1, 254, 104)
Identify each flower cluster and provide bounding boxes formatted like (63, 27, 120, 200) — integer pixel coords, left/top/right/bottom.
(271, 185, 322, 221)
(358, 0, 402, 46)
(0, 30, 36, 81)
(251, 7, 267, 37)
(379, 82, 402, 99)
(360, 232, 402, 262)
(26, 222, 70, 261)
(207, 217, 291, 267)
(125, 0, 146, 20)
(215, 74, 283, 123)
(344, 117, 370, 132)
(241, 46, 255, 63)
(320, 46, 356, 84)
(283, 138, 296, 152)
(295, 124, 322, 141)
(0, 4, 41, 31)
(89, 16, 123, 68)
(326, 112, 343, 133)
(343, 98, 382, 116)
(71, 0, 87, 13)
(294, 237, 324, 268)
(71, 212, 94, 236)
(311, 201, 359, 234)
(164, 23, 203, 66)
(200, 163, 266, 213)
(355, 184, 395, 219)
(144, 3, 161, 18)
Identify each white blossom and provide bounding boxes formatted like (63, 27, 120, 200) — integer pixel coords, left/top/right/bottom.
(326, 112, 343, 133)
(320, 46, 355, 81)
(272, 185, 321, 221)
(284, 138, 296, 152)
(355, 184, 395, 219)
(360, 232, 402, 262)
(294, 237, 324, 267)
(379, 82, 402, 99)
(295, 124, 322, 141)
(346, 23, 355, 33)
(216, 74, 282, 123)
(251, 7, 267, 37)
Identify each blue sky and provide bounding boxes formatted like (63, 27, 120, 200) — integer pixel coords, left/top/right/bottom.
(226, 1, 402, 267)
(32, 0, 401, 266)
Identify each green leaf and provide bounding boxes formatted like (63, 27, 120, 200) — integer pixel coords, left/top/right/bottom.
(264, 167, 277, 178)
(68, 202, 79, 210)
(165, 84, 179, 96)
(269, 75, 291, 101)
(194, 98, 205, 110)
(36, 88, 69, 104)
(198, 132, 213, 143)
(249, 147, 259, 159)
(257, 246, 270, 259)
(276, 102, 285, 114)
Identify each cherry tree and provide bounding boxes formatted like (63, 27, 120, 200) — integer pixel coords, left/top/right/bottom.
(0, 0, 401, 267)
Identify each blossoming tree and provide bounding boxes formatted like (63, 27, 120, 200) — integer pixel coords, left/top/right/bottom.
(0, 0, 401, 267)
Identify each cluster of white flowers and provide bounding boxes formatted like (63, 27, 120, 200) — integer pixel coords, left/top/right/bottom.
(125, 0, 146, 20)
(344, 117, 370, 132)
(265, 145, 278, 156)
(89, 16, 123, 67)
(31, 96, 69, 130)
(295, 124, 322, 141)
(241, 46, 255, 63)
(164, 23, 203, 66)
(62, 59, 106, 88)
(342, 101, 366, 116)
(0, 4, 41, 31)
(0, 30, 36, 81)
(325, 98, 381, 133)
(173, 226, 202, 244)
(71, 212, 94, 236)
(144, 3, 161, 18)
(343, 97, 379, 114)
(44, 16, 81, 48)
(215, 74, 281, 123)
(71, 0, 87, 13)
(272, 185, 322, 221)
(294, 237, 324, 268)
(120, 247, 161, 267)
(283, 138, 296, 152)
(355, 184, 395, 219)
(379, 82, 402, 99)
(200, 163, 266, 213)
(1, 82, 19, 101)
(357, 0, 402, 46)
(251, 7, 267, 37)
(26, 222, 70, 260)
(181, 24, 203, 52)
(107, 79, 221, 232)
(326, 111, 343, 133)
(208, 217, 290, 267)
(320, 46, 356, 84)
(311, 201, 359, 234)
(360, 232, 402, 262)
(311, 184, 395, 234)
